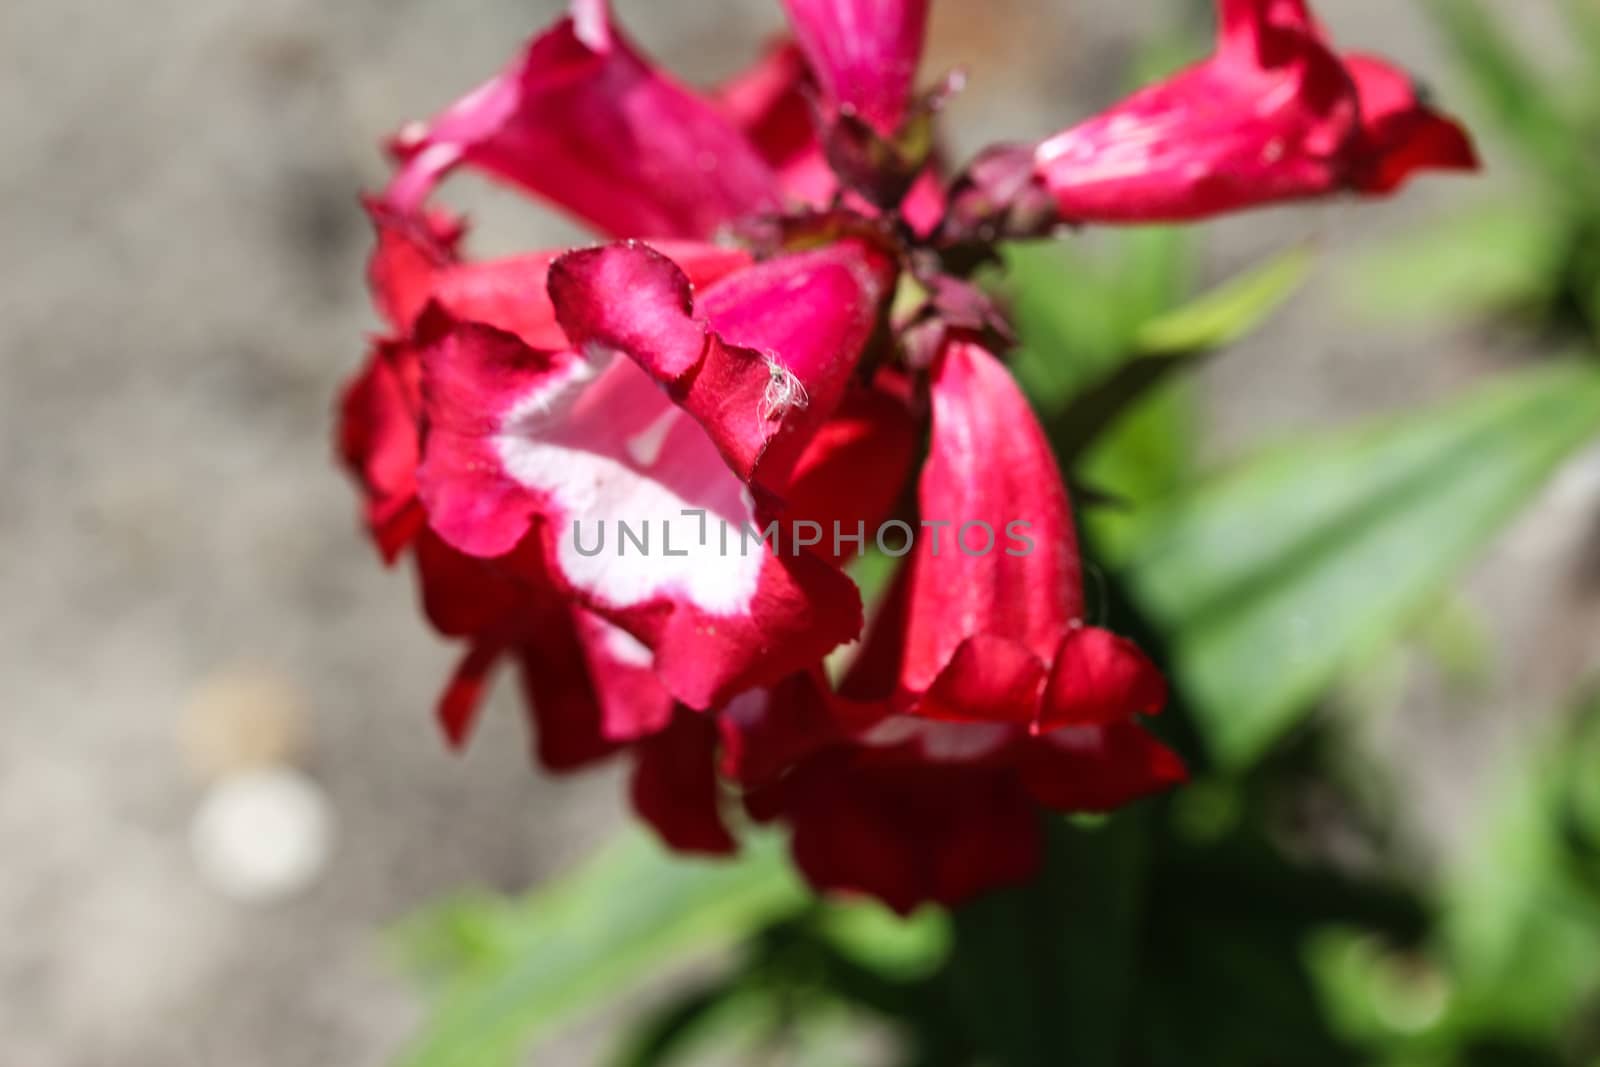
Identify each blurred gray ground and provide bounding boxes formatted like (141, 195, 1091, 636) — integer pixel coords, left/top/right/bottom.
(1, 0, 1596, 1064)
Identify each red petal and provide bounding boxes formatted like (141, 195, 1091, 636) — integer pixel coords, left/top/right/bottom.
(414, 298, 866, 713)
(437, 639, 504, 750)
(900, 341, 1083, 709)
(512, 614, 623, 774)
(631, 711, 738, 855)
(1038, 625, 1167, 732)
(549, 240, 893, 500)
(336, 341, 425, 562)
(1345, 54, 1478, 194)
(1035, 0, 1357, 222)
(367, 201, 752, 347)
(712, 40, 838, 209)
(779, 0, 931, 135)
(718, 672, 843, 788)
(572, 612, 677, 744)
(1035, 1, 1475, 221)
(773, 381, 919, 566)
(413, 529, 525, 639)
(762, 751, 1040, 914)
(415, 314, 576, 560)
(384, 6, 779, 239)
(919, 635, 1049, 726)
(1022, 723, 1188, 813)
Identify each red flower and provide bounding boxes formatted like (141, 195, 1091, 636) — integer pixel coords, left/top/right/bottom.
(901, 340, 1169, 733)
(1033, 0, 1477, 222)
(415, 237, 898, 710)
(719, 341, 1185, 912)
(336, 0, 1475, 910)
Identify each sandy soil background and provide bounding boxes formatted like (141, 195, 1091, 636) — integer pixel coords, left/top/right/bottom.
(3, 0, 1596, 1064)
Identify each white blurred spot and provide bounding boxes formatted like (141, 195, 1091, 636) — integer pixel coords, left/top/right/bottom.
(190, 768, 333, 903)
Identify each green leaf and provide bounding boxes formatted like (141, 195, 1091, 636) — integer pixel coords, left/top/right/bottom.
(1426, 0, 1588, 189)
(1121, 361, 1600, 767)
(393, 831, 807, 1067)
(1442, 696, 1600, 1041)
(1043, 249, 1305, 465)
(1079, 379, 1201, 564)
(949, 815, 1150, 1067)
(1001, 229, 1189, 410)
(1133, 246, 1310, 358)
(1562, 0, 1600, 79)
(814, 900, 951, 983)
(1341, 205, 1565, 324)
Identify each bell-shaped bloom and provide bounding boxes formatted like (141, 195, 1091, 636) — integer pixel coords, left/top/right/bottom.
(900, 339, 1168, 733)
(722, 588, 1184, 913)
(1033, 0, 1476, 222)
(779, 0, 931, 136)
(414, 237, 899, 711)
(713, 343, 1183, 912)
(385, 1, 783, 239)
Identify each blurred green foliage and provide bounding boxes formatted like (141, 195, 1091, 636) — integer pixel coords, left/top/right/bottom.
(1351, 0, 1600, 339)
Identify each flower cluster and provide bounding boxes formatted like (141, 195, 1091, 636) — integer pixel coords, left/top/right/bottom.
(338, 0, 1473, 912)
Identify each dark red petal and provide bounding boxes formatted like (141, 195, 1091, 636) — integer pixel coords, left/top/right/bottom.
(778, 381, 919, 566)
(1345, 54, 1478, 194)
(718, 672, 843, 788)
(512, 625, 622, 774)
(764, 752, 1041, 914)
(437, 639, 504, 750)
(1038, 625, 1167, 732)
(631, 711, 738, 855)
(1022, 723, 1188, 813)
(336, 341, 425, 563)
(413, 529, 525, 639)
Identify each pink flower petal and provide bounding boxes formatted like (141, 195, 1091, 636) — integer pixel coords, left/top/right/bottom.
(1034, 0, 1474, 221)
(385, 3, 780, 239)
(899, 341, 1082, 715)
(780, 0, 931, 135)
(712, 40, 839, 209)
(549, 240, 895, 501)
(414, 306, 864, 711)
(1344, 54, 1479, 194)
(367, 202, 752, 347)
